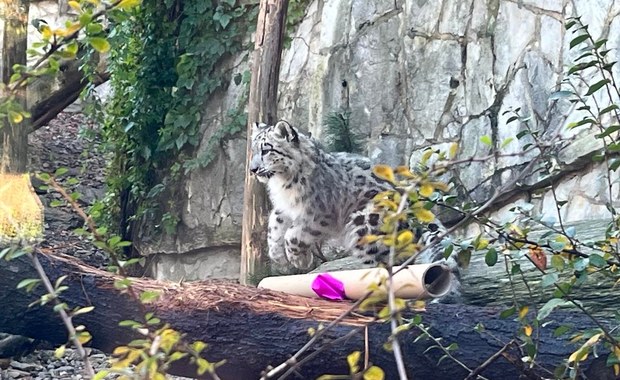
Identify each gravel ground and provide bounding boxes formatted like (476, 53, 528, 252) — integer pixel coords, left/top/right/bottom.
(28, 110, 110, 268)
(1, 347, 114, 380)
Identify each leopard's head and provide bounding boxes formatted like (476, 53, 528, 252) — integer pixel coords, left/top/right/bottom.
(250, 120, 308, 183)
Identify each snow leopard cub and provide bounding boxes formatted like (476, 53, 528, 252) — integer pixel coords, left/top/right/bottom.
(250, 120, 460, 284)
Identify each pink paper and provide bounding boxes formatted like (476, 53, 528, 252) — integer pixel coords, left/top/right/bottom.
(311, 273, 346, 300)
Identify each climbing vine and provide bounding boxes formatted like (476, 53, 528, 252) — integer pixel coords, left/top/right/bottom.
(101, 0, 312, 237)
(102, 0, 258, 236)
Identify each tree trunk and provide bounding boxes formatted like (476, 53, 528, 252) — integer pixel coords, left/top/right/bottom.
(1, 0, 29, 173)
(240, 0, 289, 285)
(0, 250, 615, 380)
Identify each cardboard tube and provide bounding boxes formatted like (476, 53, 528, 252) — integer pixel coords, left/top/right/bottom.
(258, 263, 452, 300)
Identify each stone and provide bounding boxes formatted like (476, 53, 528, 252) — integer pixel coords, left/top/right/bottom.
(9, 360, 42, 372)
(465, 38, 495, 115)
(439, 0, 474, 36)
(493, 1, 536, 87)
(404, 38, 464, 140)
(539, 15, 563, 65)
(404, 0, 444, 35)
(150, 248, 241, 281)
(456, 116, 494, 192)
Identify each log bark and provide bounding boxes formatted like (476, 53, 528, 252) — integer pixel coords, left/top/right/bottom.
(1, 0, 29, 173)
(0, 250, 616, 380)
(240, 0, 289, 285)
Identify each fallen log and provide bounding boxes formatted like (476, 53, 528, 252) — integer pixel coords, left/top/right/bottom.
(29, 69, 110, 133)
(0, 249, 615, 379)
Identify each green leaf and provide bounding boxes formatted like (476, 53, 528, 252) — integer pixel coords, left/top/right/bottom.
(549, 90, 574, 100)
(480, 135, 492, 146)
(139, 290, 160, 303)
(538, 298, 571, 320)
(599, 105, 619, 116)
(499, 306, 516, 319)
(569, 34, 589, 49)
(595, 124, 620, 139)
(73, 306, 95, 316)
(49, 199, 64, 207)
(485, 248, 498, 267)
(568, 61, 597, 75)
(17, 278, 41, 292)
(89, 37, 110, 53)
(500, 137, 514, 149)
(541, 273, 558, 288)
(550, 255, 565, 271)
(588, 254, 606, 268)
(585, 79, 610, 96)
(553, 325, 571, 337)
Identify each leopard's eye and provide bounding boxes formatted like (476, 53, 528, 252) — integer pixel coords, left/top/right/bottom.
(261, 143, 274, 156)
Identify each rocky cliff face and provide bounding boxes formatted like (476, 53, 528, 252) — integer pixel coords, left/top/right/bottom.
(131, 0, 620, 280)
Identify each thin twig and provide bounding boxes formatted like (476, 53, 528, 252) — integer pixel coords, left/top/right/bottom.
(261, 292, 372, 379)
(412, 322, 489, 380)
(464, 340, 515, 380)
(277, 327, 364, 380)
(30, 252, 95, 377)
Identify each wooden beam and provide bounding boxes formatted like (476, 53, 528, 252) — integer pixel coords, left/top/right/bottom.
(240, 0, 289, 284)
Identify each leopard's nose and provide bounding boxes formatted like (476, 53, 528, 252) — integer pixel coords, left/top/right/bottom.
(250, 164, 260, 174)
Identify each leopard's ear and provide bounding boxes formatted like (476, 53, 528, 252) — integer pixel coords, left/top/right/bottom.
(273, 120, 299, 143)
(251, 122, 267, 140)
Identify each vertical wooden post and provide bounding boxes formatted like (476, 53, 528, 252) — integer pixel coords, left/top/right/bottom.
(240, 0, 289, 285)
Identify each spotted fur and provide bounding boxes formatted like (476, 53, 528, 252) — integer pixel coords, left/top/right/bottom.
(250, 121, 460, 300)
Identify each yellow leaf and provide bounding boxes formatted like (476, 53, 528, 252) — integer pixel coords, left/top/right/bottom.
(523, 325, 532, 337)
(518, 306, 529, 320)
(54, 344, 66, 358)
(397, 230, 413, 247)
(77, 331, 92, 344)
(56, 23, 81, 37)
(430, 181, 450, 192)
(376, 199, 398, 211)
(411, 299, 426, 311)
(421, 148, 433, 164)
(373, 165, 395, 183)
(449, 142, 458, 159)
(40, 24, 52, 39)
(614, 364, 619, 376)
(347, 351, 361, 373)
(568, 348, 588, 363)
(9, 111, 23, 124)
(68, 1, 81, 11)
(395, 166, 415, 179)
(113, 346, 130, 356)
(475, 238, 489, 250)
(363, 366, 385, 380)
(414, 209, 435, 223)
(358, 234, 380, 245)
(93, 371, 109, 380)
(419, 184, 434, 197)
(89, 37, 110, 53)
(117, 0, 141, 9)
